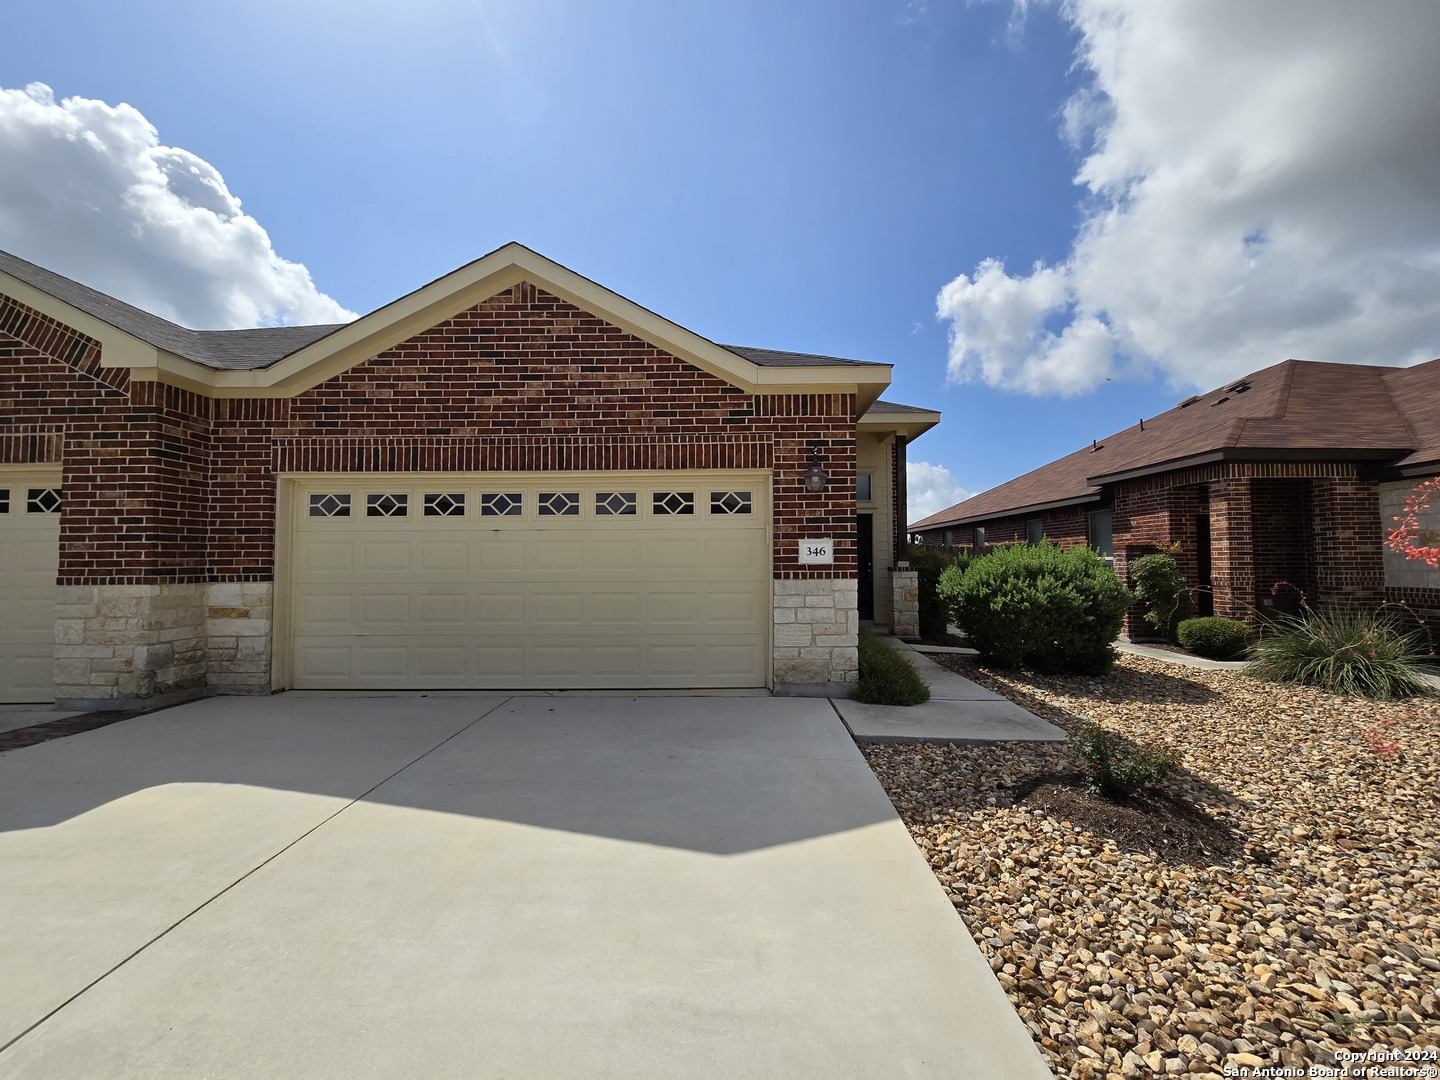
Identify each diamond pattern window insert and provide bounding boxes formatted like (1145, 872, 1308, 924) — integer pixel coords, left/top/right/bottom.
(424, 493, 465, 517)
(0, 489, 8, 514)
(366, 493, 409, 518)
(710, 491, 752, 515)
(309, 493, 351, 518)
(595, 492, 637, 516)
(27, 488, 61, 514)
(653, 491, 695, 516)
(538, 492, 580, 517)
(479, 492, 523, 517)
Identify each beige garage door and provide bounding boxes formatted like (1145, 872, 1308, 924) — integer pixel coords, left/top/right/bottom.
(286, 471, 770, 690)
(0, 469, 62, 703)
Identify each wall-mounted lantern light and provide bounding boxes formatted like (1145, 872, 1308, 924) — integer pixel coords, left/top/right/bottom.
(804, 443, 829, 492)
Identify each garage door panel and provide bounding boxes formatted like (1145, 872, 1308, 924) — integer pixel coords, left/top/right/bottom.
(475, 538, 528, 572)
(300, 542, 354, 575)
(416, 646, 467, 677)
(588, 592, 642, 626)
(416, 594, 468, 626)
(476, 594, 526, 625)
(289, 473, 768, 689)
(417, 541, 469, 573)
(360, 543, 411, 573)
(359, 593, 412, 626)
(590, 539, 642, 572)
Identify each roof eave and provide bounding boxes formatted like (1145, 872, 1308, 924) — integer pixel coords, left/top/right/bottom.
(911, 491, 1104, 532)
(858, 406, 941, 441)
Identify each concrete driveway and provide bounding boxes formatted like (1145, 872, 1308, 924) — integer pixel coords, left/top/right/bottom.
(0, 694, 1049, 1079)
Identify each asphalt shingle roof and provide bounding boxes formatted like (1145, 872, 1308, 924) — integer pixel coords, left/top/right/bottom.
(1, 248, 888, 373)
(911, 356, 1440, 530)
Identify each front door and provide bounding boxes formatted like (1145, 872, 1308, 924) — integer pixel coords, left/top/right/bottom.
(1195, 514, 1214, 617)
(856, 514, 874, 621)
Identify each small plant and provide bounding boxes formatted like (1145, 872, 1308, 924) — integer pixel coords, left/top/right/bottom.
(1387, 476, 1440, 568)
(1067, 722, 1179, 798)
(1362, 717, 1400, 759)
(852, 628, 931, 706)
(938, 541, 1134, 675)
(1131, 548, 1191, 639)
(1246, 606, 1436, 700)
(1176, 616, 1249, 659)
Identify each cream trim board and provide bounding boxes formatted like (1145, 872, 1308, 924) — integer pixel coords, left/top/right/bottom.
(36, 242, 890, 405)
(0, 270, 161, 371)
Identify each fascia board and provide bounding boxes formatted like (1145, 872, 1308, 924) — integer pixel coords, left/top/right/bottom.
(0, 270, 160, 371)
(858, 407, 941, 441)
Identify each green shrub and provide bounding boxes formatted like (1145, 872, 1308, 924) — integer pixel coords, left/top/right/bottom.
(905, 545, 965, 639)
(938, 541, 1134, 675)
(1245, 607, 1436, 700)
(852, 628, 931, 706)
(1176, 616, 1249, 659)
(1131, 551, 1191, 639)
(1068, 722, 1180, 798)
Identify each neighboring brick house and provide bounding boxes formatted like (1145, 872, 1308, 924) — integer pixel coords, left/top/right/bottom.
(911, 357, 1440, 635)
(0, 243, 939, 707)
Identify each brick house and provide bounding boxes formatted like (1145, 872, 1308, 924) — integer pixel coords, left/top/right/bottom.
(0, 243, 939, 707)
(911, 357, 1440, 634)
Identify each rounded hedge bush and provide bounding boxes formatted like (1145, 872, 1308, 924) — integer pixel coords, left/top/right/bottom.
(1175, 616, 1249, 659)
(937, 541, 1133, 675)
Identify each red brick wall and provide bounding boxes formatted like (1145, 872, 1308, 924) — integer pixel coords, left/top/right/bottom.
(3, 283, 858, 584)
(1309, 475, 1386, 610)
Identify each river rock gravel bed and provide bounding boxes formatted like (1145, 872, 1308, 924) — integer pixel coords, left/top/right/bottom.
(863, 654, 1440, 1079)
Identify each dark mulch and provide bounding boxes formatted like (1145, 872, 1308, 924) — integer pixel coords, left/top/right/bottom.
(0, 711, 141, 752)
(1010, 771, 1243, 865)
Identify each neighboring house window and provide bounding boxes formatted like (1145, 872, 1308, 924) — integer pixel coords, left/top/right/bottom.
(1027, 518, 1043, 545)
(857, 474, 872, 502)
(1089, 510, 1113, 557)
(944, 529, 953, 548)
(973, 526, 986, 553)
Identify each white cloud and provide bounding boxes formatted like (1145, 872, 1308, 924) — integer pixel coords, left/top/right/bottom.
(0, 83, 355, 328)
(939, 1, 1440, 396)
(907, 460, 972, 523)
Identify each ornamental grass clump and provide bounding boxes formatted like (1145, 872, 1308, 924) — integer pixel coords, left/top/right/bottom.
(938, 541, 1133, 675)
(1067, 721, 1179, 798)
(852, 628, 931, 706)
(1245, 606, 1435, 700)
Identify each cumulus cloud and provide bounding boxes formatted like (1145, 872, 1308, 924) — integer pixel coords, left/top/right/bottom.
(0, 83, 355, 329)
(939, 1, 1440, 396)
(907, 460, 972, 523)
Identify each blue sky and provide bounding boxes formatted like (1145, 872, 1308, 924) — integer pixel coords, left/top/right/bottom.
(3, 1, 1438, 520)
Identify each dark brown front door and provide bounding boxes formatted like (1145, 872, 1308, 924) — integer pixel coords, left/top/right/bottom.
(1196, 514, 1214, 617)
(856, 514, 874, 621)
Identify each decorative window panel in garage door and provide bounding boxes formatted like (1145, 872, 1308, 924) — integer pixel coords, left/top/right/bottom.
(0, 468, 63, 703)
(285, 472, 770, 690)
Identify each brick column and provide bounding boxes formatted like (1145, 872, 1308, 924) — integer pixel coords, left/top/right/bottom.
(1210, 477, 1254, 620)
(1310, 475, 1385, 609)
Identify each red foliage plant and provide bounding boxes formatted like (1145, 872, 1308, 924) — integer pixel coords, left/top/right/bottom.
(1386, 477, 1440, 569)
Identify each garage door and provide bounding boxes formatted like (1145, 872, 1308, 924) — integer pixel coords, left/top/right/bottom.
(285, 472, 770, 689)
(0, 469, 61, 703)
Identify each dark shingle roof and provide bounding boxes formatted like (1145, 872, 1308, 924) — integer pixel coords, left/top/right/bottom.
(868, 399, 937, 414)
(722, 344, 885, 368)
(912, 356, 1440, 530)
(0, 248, 345, 369)
(0, 249, 888, 373)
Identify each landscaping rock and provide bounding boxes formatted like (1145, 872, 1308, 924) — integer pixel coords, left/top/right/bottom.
(863, 654, 1440, 1080)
